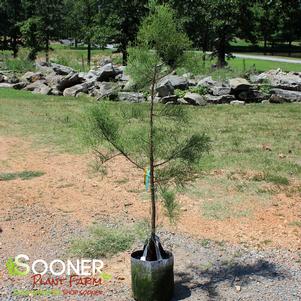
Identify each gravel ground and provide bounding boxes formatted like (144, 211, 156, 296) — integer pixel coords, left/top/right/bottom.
(1, 201, 300, 301)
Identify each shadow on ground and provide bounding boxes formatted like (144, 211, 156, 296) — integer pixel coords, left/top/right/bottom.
(173, 259, 285, 300)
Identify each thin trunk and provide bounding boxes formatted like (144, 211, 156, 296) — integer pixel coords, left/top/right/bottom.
(264, 37, 267, 55)
(12, 35, 17, 58)
(150, 66, 157, 237)
(288, 40, 292, 57)
(75, 39, 78, 48)
(121, 41, 128, 65)
(87, 40, 91, 67)
(45, 36, 49, 63)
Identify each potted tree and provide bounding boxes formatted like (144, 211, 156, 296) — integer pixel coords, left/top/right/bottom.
(85, 3, 210, 300)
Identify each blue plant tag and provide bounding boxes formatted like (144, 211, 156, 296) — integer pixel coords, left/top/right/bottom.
(145, 168, 150, 192)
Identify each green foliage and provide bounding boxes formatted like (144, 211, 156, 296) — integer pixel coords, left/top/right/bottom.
(137, 2, 191, 67)
(71, 225, 135, 258)
(126, 47, 162, 90)
(20, 17, 45, 60)
(160, 187, 180, 223)
(189, 86, 209, 95)
(2, 49, 34, 73)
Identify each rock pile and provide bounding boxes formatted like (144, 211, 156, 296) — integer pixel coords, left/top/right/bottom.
(1, 63, 301, 105)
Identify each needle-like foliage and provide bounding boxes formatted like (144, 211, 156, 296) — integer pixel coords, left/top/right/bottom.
(84, 3, 210, 231)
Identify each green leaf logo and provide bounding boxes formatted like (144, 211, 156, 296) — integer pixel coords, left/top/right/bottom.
(6, 258, 28, 277)
(99, 272, 112, 281)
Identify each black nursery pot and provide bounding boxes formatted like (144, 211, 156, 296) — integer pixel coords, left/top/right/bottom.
(131, 250, 174, 301)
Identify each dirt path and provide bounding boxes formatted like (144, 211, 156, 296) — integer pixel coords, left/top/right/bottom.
(0, 136, 300, 300)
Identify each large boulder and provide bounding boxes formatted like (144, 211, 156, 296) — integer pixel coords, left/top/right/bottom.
(0, 83, 14, 88)
(63, 82, 94, 97)
(24, 80, 47, 91)
(24, 80, 51, 95)
(20, 71, 44, 83)
(161, 95, 179, 104)
(184, 92, 207, 106)
(90, 82, 120, 100)
(156, 75, 188, 97)
(51, 63, 74, 75)
(117, 92, 145, 103)
(197, 76, 218, 88)
(204, 94, 235, 104)
(229, 78, 251, 92)
(270, 89, 301, 103)
(250, 69, 301, 91)
(237, 88, 266, 102)
(94, 63, 121, 81)
(211, 86, 231, 96)
(56, 72, 83, 91)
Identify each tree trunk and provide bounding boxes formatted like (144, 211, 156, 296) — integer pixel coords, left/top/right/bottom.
(264, 37, 267, 55)
(45, 36, 49, 63)
(87, 40, 91, 67)
(217, 34, 227, 68)
(75, 39, 78, 48)
(12, 35, 18, 58)
(149, 66, 158, 237)
(288, 40, 292, 57)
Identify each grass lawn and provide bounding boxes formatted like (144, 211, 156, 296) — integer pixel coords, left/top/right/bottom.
(1, 88, 301, 219)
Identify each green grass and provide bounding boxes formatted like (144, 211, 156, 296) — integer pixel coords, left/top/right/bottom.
(178, 52, 301, 78)
(0, 170, 45, 181)
(70, 221, 149, 258)
(1, 88, 301, 221)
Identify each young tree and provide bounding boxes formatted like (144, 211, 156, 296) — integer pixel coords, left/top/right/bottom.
(84, 3, 210, 257)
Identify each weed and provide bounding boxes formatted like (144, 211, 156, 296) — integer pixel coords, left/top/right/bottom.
(71, 225, 135, 258)
(0, 171, 44, 181)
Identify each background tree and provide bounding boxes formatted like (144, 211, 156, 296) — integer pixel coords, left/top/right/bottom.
(96, 0, 148, 65)
(21, 0, 64, 61)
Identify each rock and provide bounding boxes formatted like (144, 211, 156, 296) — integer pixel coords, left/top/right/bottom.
(94, 63, 121, 81)
(56, 72, 83, 91)
(51, 63, 74, 75)
(156, 75, 188, 97)
(45, 73, 63, 87)
(32, 84, 51, 95)
(250, 69, 301, 91)
(24, 80, 47, 91)
(7, 75, 19, 84)
(0, 73, 5, 82)
(156, 80, 174, 97)
(24, 80, 51, 95)
(161, 75, 189, 90)
(177, 98, 189, 105)
(79, 71, 98, 82)
(117, 92, 145, 103)
(63, 82, 94, 97)
(211, 86, 231, 96)
(99, 57, 112, 66)
(161, 95, 179, 104)
(261, 99, 270, 104)
(270, 89, 301, 103)
(12, 82, 27, 90)
(184, 92, 207, 106)
(197, 76, 217, 88)
(230, 100, 245, 105)
(90, 82, 120, 100)
(229, 78, 251, 92)
(0, 83, 14, 88)
(21, 71, 42, 83)
(237, 88, 265, 102)
(205, 94, 235, 104)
